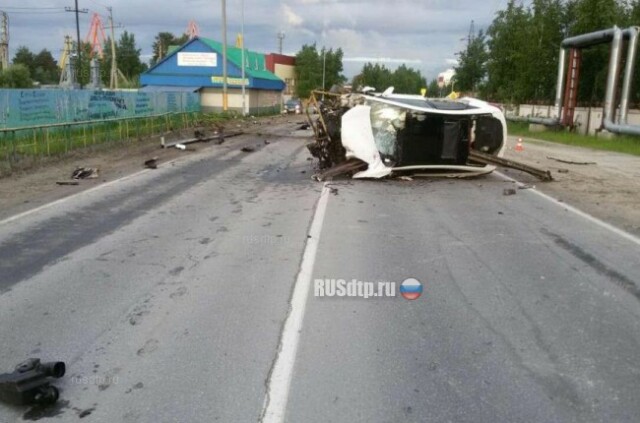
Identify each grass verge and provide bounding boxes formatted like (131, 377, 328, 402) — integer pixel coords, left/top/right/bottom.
(508, 121, 640, 156)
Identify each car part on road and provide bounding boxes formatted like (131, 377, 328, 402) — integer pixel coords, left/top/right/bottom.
(72, 167, 99, 180)
(547, 156, 597, 165)
(312, 158, 368, 181)
(0, 359, 66, 406)
(469, 150, 554, 181)
(144, 157, 159, 169)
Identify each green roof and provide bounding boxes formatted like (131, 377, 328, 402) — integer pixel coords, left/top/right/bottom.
(200, 38, 283, 82)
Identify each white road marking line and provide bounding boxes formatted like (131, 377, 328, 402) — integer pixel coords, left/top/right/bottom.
(494, 170, 640, 247)
(259, 183, 331, 423)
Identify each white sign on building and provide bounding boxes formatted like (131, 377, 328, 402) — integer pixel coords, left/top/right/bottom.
(177, 52, 218, 67)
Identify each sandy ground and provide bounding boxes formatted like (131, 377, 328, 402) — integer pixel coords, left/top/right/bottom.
(502, 135, 640, 236)
(0, 114, 305, 221)
(1, 120, 638, 237)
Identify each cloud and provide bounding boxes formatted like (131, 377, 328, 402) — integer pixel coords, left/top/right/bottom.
(282, 4, 304, 27)
(344, 57, 422, 65)
(4, 0, 521, 80)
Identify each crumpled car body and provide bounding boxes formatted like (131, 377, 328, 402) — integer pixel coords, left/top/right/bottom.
(307, 90, 507, 179)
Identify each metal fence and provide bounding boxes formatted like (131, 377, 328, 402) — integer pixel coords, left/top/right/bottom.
(0, 112, 201, 174)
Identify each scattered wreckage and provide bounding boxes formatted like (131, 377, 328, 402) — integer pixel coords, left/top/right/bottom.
(0, 359, 66, 406)
(305, 89, 552, 181)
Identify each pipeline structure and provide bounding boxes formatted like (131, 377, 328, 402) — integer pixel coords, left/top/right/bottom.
(509, 26, 640, 136)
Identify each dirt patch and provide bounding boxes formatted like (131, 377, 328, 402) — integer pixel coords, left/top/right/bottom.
(503, 135, 640, 236)
(0, 114, 293, 221)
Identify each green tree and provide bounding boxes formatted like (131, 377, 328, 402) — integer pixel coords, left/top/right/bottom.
(32, 49, 60, 85)
(427, 78, 440, 97)
(117, 31, 146, 82)
(352, 62, 393, 91)
(12, 46, 35, 70)
(391, 64, 427, 94)
(151, 32, 189, 65)
(294, 44, 345, 98)
(455, 30, 489, 92)
(0, 64, 33, 88)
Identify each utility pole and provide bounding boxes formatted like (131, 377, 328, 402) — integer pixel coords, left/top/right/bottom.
(241, 0, 246, 116)
(106, 7, 122, 89)
(0, 11, 8, 71)
(65, 1, 88, 88)
(467, 20, 475, 48)
(277, 31, 285, 55)
(221, 0, 228, 111)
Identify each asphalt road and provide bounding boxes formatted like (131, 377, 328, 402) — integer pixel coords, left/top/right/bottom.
(0, 122, 639, 423)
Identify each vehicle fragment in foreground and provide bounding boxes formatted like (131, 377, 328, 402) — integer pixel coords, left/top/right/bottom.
(306, 89, 552, 181)
(0, 359, 66, 406)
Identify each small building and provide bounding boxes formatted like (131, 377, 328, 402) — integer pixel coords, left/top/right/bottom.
(265, 53, 297, 101)
(141, 37, 286, 114)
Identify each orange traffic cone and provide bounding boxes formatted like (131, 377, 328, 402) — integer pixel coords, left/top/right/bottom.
(515, 138, 524, 152)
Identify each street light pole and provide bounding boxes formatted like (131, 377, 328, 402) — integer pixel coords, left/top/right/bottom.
(221, 0, 228, 111)
(240, 0, 246, 116)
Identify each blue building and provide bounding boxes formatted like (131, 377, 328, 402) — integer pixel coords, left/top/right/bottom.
(141, 37, 286, 114)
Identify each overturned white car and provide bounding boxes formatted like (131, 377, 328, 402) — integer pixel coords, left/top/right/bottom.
(306, 89, 509, 180)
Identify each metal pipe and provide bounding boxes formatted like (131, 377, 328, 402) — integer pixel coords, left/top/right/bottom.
(619, 26, 639, 124)
(554, 48, 567, 119)
(562, 28, 618, 49)
(601, 27, 640, 135)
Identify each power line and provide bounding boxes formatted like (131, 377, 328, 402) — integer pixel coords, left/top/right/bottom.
(0, 6, 65, 10)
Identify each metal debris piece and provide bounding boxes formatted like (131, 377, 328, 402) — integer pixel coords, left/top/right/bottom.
(241, 147, 255, 153)
(312, 158, 368, 182)
(144, 157, 159, 169)
(0, 359, 66, 406)
(56, 181, 80, 186)
(71, 167, 98, 180)
(547, 156, 596, 165)
(503, 188, 517, 196)
(469, 150, 553, 181)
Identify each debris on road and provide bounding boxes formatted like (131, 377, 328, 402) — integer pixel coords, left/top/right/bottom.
(503, 188, 517, 196)
(304, 89, 553, 181)
(241, 147, 255, 153)
(558, 169, 570, 174)
(312, 158, 368, 181)
(264, 140, 271, 145)
(329, 187, 339, 196)
(469, 150, 553, 181)
(72, 167, 98, 180)
(398, 176, 414, 181)
(162, 130, 244, 149)
(518, 184, 534, 190)
(0, 359, 66, 406)
(56, 181, 80, 186)
(175, 144, 187, 151)
(297, 123, 311, 131)
(144, 157, 159, 169)
(547, 156, 597, 165)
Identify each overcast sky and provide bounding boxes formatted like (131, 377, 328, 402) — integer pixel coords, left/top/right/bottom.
(3, 0, 515, 80)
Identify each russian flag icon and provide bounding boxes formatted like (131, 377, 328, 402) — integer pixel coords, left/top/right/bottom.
(400, 278, 423, 300)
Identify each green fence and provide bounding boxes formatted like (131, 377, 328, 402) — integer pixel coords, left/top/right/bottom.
(0, 112, 201, 174)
